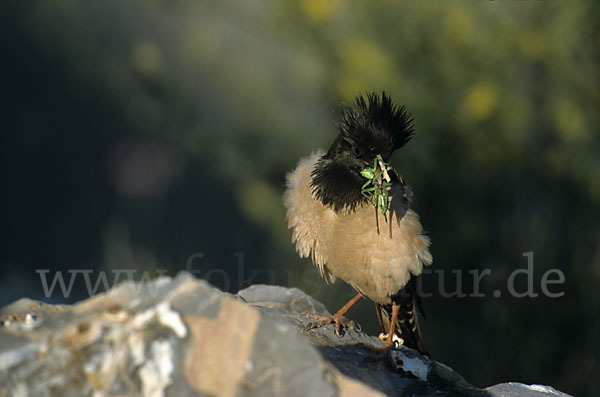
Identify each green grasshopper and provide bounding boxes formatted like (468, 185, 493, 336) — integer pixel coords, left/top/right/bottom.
(360, 154, 393, 234)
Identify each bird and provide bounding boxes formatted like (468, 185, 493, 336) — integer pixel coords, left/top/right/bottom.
(283, 92, 432, 355)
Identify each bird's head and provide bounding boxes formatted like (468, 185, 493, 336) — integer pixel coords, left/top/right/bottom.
(311, 91, 414, 212)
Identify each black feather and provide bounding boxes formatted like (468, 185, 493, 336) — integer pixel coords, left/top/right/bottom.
(337, 91, 414, 155)
(310, 157, 366, 212)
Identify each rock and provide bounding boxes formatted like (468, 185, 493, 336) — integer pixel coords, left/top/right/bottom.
(0, 273, 572, 397)
(486, 383, 572, 397)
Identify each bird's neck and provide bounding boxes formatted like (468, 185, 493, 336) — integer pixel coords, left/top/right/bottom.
(310, 157, 366, 213)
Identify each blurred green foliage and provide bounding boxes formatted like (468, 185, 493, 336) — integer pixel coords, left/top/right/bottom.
(1, 1, 599, 395)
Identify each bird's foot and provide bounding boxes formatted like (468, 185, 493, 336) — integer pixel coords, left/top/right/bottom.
(378, 332, 404, 345)
(301, 311, 361, 337)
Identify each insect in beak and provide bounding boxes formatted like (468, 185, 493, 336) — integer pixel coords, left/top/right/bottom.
(360, 154, 393, 235)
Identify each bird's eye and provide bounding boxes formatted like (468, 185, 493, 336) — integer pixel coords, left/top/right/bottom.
(353, 146, 362, 157)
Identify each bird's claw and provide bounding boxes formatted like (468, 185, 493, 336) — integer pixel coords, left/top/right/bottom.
(300, 312, 360, 337)
(378, 332, 403, 346)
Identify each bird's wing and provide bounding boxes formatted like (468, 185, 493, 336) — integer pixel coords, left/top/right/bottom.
(283, 151, 336, 284)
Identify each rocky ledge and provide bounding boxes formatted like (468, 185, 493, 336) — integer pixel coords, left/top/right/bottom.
(0, 272, 570, 397)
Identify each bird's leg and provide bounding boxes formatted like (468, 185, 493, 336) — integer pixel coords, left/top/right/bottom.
(301, 293, 362, 337)
(365, 303, 400, 362)
(382, 302, 400, 350)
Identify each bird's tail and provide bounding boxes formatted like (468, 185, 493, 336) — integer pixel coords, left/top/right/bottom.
(375, 277, 428, 355)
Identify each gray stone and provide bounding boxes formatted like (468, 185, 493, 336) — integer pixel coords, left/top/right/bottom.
(486, 383, 572, 397)
(0, 273, 572, 397)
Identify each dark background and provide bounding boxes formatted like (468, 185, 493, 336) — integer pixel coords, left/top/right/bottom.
(1, 1, 598, 395)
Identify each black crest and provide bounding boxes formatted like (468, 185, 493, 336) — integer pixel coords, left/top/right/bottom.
(337, 91, 414, 154)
